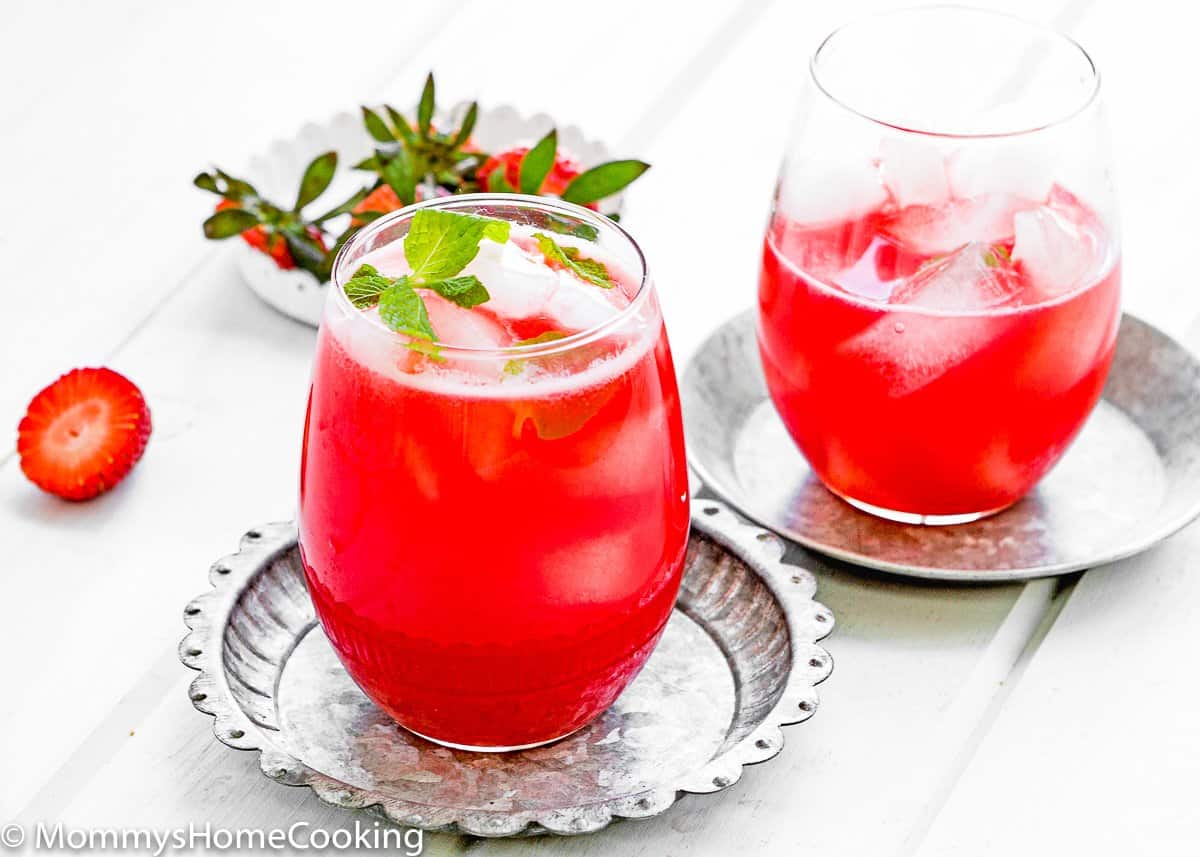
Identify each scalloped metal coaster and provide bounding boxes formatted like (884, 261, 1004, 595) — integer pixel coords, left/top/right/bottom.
(180, 502, 833, 837)
(683, 310, 1200, 581)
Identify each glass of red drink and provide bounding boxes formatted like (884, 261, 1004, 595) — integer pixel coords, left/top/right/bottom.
(299, 195, 690, 750)
(758, 7, 1120, 525)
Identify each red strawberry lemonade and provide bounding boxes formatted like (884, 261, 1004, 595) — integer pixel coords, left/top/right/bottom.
(758, 185, 1121, 522)
(299, 198, 689, 749)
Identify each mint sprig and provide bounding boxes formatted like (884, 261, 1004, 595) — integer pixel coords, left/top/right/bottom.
(426, 275, 490, 308)
(342, 209, 509, 345)
(405, 208, 510, 280)
(378, 277, 435, 341)
(343, 264, 392, 308)
(532, 233, 613, 289)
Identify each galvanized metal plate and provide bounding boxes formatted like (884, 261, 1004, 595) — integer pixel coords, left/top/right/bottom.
(180, 504, 833, 837)
(683, 310, 1200, 582)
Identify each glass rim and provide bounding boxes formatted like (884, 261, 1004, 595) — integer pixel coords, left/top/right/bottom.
(809, 4, 1101, 140)
(330, 192, 652, 359)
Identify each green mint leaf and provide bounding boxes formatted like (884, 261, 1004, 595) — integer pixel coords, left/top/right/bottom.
(378, 277, 436, 341)
(294, 151, 338, 211)
(541, 213, 599, 241)
(520, 331, 569, 345)
(503, 331, 568, 375)
(451, 102, 478, 149)
(425, 275, 490, 308)
(487, 166, 517, 193)
(560, 160, 650, 204)
(343, 264, 394, 308)
(405, 339, 444, 362)
(353, 155, 380, 172)
(532, 233, 613, 288)
(384, 105, 418, 146)
(417, 73, 435, 136)
(361, 107, 395, 143)
(203, 207, 259, 239)
(983, 244, 1012, 268)
(404, 208, 510, 281)
(482, 219, 511, 243)
(382, 149, 417, 205)
(519, 129, 557, 195)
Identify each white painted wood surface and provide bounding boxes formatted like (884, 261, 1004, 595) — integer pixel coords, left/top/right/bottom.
(2, 1, 1196, 854)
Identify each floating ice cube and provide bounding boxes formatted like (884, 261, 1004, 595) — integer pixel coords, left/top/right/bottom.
(890, 242, 1021, 311)
(777, 158, 888, 226)
(354, 239, 409, 277)
(544, 271, 623, 333)
(1012, 205, 1095, 299)
(463, 240, 559, 319)
(840, 242, 1020, 396)
(881, 193, 1023, 255)
(879, 137, 951, 208)
(422, 292, 509, 350)
(841, 312, 1014, 397)
(948, 144, 1055, 202)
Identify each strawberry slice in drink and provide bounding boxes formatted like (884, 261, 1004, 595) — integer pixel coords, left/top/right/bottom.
(839, 242, 1022, 396)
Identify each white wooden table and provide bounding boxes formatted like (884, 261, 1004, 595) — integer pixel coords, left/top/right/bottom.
(2, 1, 1197, 854)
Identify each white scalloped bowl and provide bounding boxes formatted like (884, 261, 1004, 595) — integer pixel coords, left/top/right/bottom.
(235, 104, 622, 327)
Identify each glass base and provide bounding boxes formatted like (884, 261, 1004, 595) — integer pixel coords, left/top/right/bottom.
(403, 723, 585, 753)
(834, 491, 1014, 526)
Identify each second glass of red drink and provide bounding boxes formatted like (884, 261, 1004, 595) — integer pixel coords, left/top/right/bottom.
(758, 7, 1121, 524)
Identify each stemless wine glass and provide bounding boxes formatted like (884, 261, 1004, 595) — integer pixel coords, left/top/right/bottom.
(758, 6, 1120, 525)
(299, 194, 691, 750)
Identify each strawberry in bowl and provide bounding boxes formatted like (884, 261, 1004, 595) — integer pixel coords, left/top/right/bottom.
(477, 129, 648, 213)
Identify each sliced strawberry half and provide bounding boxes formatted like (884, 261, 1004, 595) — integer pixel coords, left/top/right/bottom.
(17, 368, 152, 501)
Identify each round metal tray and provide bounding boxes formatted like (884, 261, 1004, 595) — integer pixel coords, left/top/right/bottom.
(179, 502, 833, 837)
(683, 310, 1200, 581)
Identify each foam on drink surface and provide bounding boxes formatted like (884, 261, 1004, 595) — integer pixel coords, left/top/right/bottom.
(329, 224, 655, 398)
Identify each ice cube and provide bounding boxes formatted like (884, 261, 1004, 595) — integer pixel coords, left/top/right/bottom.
(463, 240, 559, 320)
(880, 193, 1023, 255)
(543, 272, 622, 334)
(879, 137, 951, 208)
(777, 158, 888, 226)
(948, 144, 1055, 202)
(840, 242, 1021, 395)
(353, 239, 410, 277)
(422, 292, 509, 350)
(890, 242, 1020, 311)
(1012, 205, 1096, 299)
(840, 312, 1013, 397)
